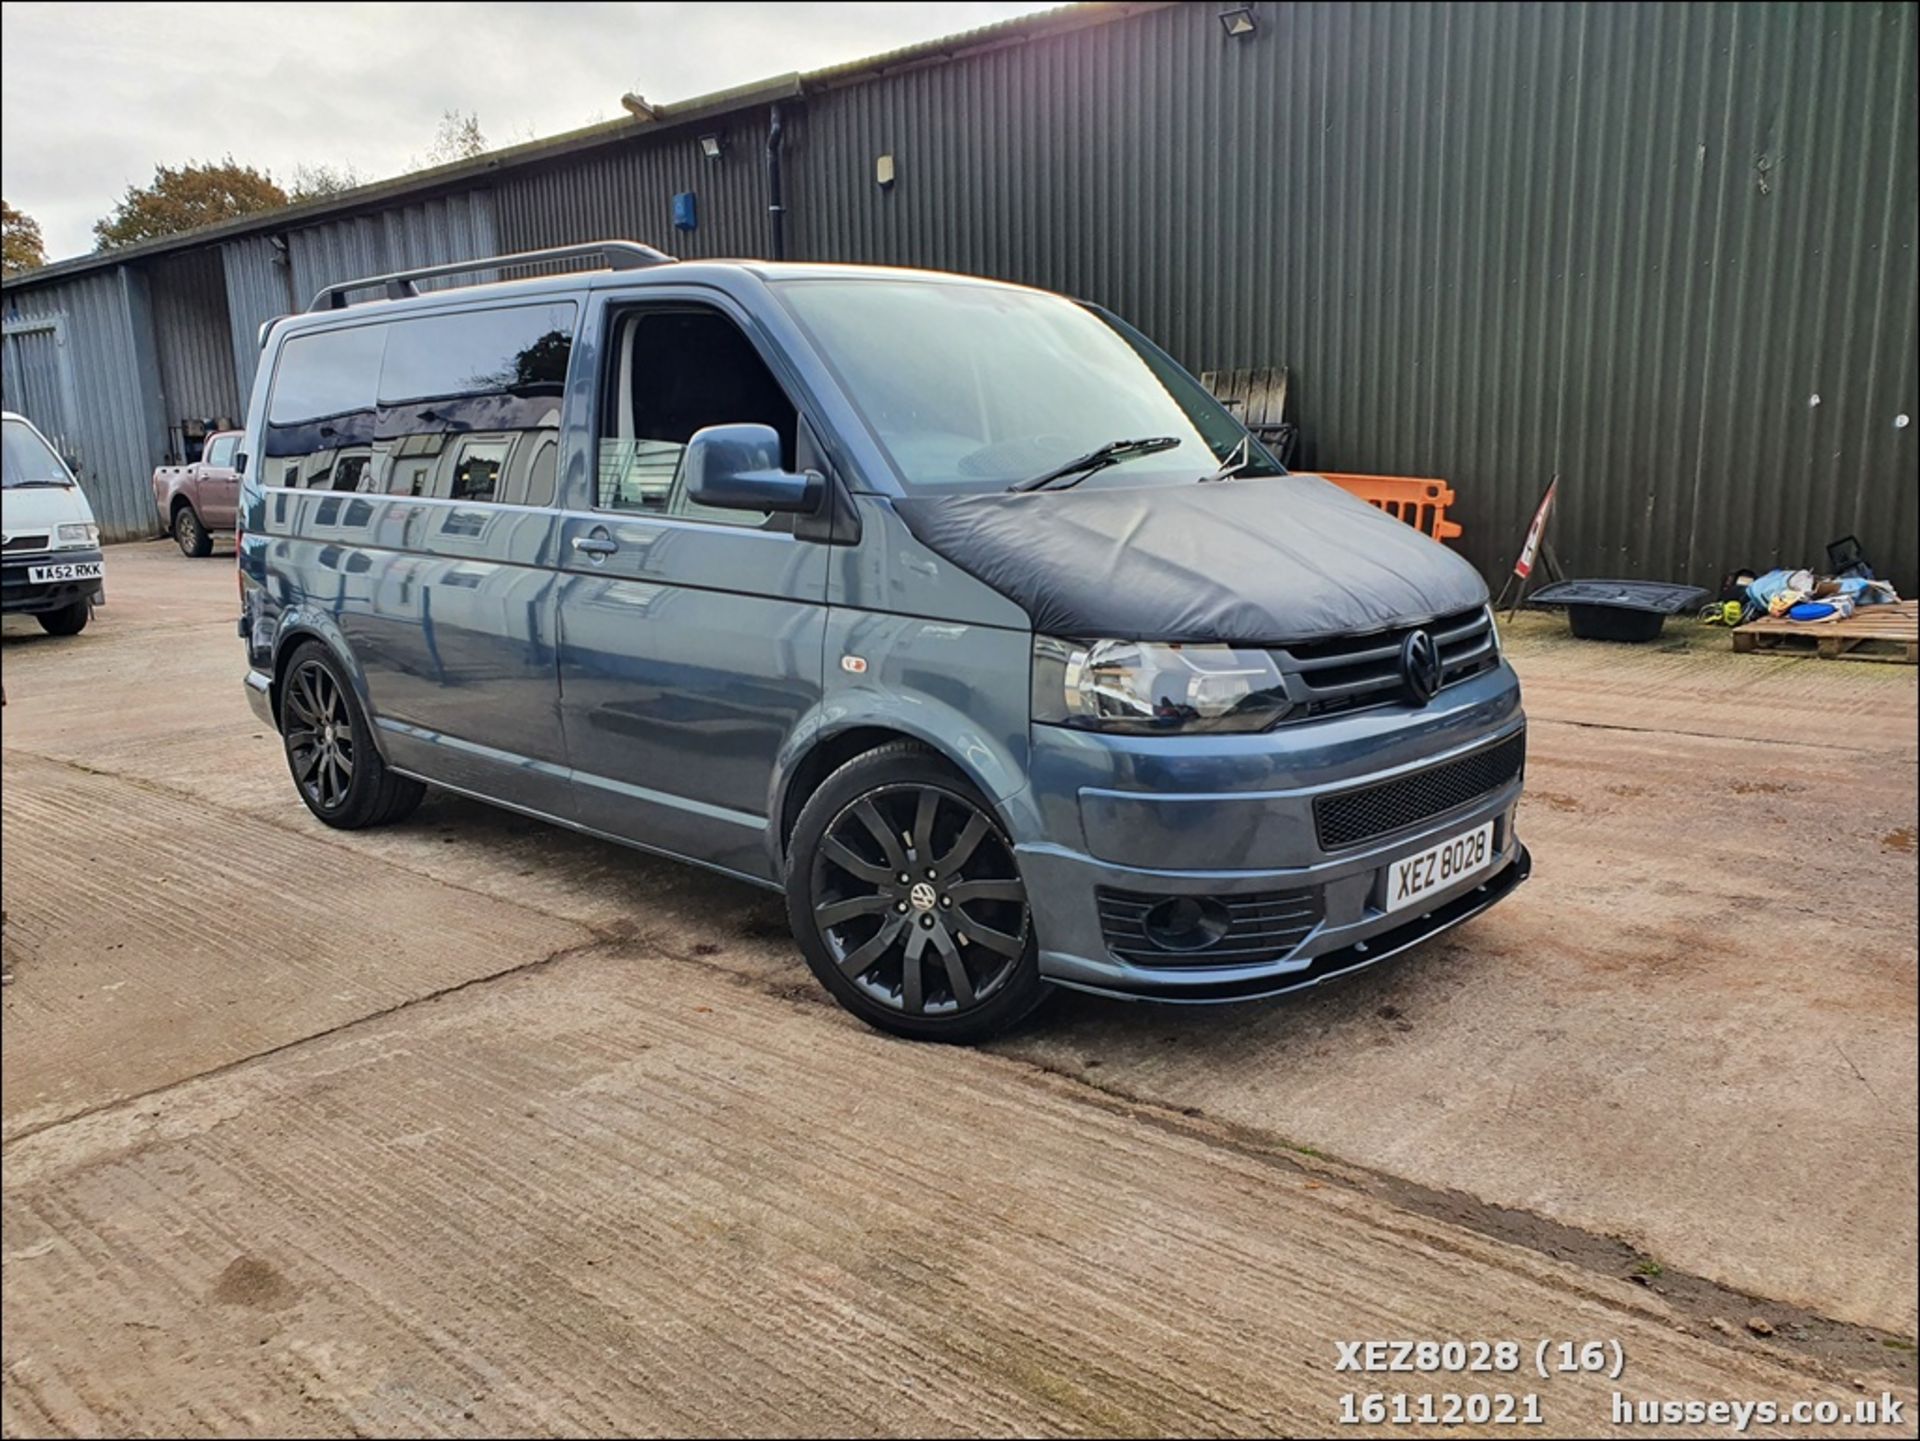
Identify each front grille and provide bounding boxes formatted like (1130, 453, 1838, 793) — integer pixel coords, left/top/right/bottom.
(1, 575, 56, 604)
(1314, 730, 1526, 850)
(1277, 606, 1498, 719)
(1097, 887, 1323, 968)
(2, 534, 51, 553)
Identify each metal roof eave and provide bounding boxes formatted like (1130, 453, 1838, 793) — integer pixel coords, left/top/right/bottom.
(2, 0, 1172, 295)
(2, 74, 803, 292)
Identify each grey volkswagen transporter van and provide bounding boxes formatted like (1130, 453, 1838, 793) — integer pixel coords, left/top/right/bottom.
(238, 242, 1529, 1042)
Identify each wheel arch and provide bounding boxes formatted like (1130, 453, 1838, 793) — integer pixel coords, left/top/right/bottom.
(268, 616, 394, 763)
(769, 708, 1032, 876)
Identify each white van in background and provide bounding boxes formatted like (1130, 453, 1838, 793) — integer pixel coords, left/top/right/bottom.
(2, 411, 104, 635)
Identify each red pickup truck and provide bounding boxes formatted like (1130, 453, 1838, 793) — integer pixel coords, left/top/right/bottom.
(150, 429, 240, 557)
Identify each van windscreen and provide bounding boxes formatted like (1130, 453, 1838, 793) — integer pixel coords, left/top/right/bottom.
(2, 418, 71, 487)
(775, 279, 1278, 495)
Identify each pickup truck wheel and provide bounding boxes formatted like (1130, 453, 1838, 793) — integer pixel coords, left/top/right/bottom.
(35, 600, 90, 636)
(173, 505, 213, 557)
(785, 743, 1050, 1044)
(280, 642, 425, 829)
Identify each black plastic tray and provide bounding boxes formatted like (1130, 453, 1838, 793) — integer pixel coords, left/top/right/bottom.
(1526, 579, 1708, 644)
(1526, 579, 1709, 614)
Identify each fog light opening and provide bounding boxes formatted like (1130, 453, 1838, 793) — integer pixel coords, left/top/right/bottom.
(1143, 896, 1232, 953)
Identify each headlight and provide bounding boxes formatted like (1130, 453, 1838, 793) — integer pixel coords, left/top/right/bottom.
(55, 522, 98, 548)
(1033, 636, 1293, 733)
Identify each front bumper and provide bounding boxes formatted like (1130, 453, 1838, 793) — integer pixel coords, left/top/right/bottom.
(1023, 827, 1530, 1002)
(1, 547, 105, 614)
(1015, 664, 1531, 1002)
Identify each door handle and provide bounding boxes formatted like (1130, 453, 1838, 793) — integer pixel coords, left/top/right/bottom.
(572, 535, 619, 557)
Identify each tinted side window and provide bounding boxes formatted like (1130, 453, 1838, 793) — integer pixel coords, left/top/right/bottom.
(377, 302, 575, 507)
(263, 323, 384, 488)
(268, 325, 383, 426)
(261, 303, 575, 506)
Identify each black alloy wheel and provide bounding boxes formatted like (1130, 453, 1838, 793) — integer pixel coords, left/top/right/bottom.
(275, 642, 425, 830)
(787, 744, 1049, 1043)
(283, 654, 356, 813)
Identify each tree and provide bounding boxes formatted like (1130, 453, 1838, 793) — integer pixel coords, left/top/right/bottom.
(93, 158, 287, 250)
(288, 162, 366, 202)
(425, 110, 487, 166)
(3, 200, 47, 275)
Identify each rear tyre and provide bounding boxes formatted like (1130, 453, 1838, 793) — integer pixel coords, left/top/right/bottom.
(785, 742, 1050, 1044)
(35, 601, 89, 636)
(173, 505, 213, 558)
(279, 641, 425, 829)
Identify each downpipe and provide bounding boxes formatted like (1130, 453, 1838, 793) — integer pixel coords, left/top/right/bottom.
(766, 102, 787, 261)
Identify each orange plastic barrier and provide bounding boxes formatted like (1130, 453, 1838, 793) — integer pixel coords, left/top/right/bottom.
(1316, 472, 1464, 543)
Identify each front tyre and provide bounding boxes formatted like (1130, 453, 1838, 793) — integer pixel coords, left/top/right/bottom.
(279, 642, 425, 829)
(35, 600, 89, 636)
(785, 743, 1049, 1043)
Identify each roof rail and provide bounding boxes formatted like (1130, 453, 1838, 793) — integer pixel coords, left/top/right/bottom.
(307, 240, 676, 312)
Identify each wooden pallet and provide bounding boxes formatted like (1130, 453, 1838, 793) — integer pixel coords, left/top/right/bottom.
(1732, 599, 1918, 663)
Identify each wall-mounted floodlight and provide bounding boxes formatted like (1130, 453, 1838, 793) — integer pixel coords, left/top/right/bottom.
(698, 133, 725, 160)
(1218, 4, 1256, 38)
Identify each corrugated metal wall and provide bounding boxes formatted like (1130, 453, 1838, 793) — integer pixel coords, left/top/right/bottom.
(4, 1, 1912, 583)
(2, 269, 166, 541)
(221, 234, 296, 405)
(286, 190, 499, 310)
(496, 113, 773, 260)
(791, 0, 1919, 592)
(143, 246, 242, 449)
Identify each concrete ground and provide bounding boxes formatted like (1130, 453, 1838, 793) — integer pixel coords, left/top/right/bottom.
(2, 542, 1915, 1437)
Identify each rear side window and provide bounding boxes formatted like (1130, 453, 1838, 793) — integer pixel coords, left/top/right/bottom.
(203, 433, 239, 469)
(268, 325, 382, 427)
(378, 302, 574, 507)
(262, 324, 383, 486)
(262, 301, 575, 507)
(380, 305, 572, 405)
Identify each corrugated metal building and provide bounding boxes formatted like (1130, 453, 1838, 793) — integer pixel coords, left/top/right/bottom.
(4, 0, 1915, 592)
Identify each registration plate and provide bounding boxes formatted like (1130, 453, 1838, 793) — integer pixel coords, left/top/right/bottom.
(26, 560, 102, 583)
(1386, 821, 1495, 913)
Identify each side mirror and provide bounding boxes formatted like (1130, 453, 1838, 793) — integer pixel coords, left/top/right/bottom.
(684, 423, 821, 513)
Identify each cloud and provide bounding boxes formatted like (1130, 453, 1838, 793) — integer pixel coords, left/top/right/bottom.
(2, 0, 1053, 260)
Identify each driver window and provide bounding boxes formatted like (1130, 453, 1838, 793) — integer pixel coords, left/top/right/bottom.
(597, 307, 797, 528)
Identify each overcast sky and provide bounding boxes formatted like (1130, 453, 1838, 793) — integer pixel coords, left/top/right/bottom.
(2, 1, 1054, 262)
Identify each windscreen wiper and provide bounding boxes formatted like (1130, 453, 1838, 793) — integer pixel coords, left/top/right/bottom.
(5, 480, 73, 489)
(1007, 435, 1181, 493)
(1197, 434, 1253, 483)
